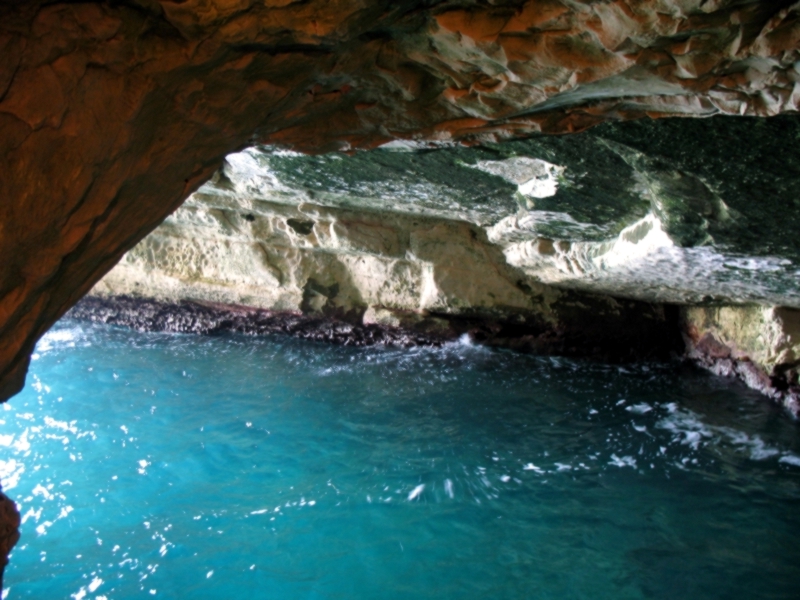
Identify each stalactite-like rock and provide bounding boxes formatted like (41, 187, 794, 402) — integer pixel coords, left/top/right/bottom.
(1, 0, 799, 402)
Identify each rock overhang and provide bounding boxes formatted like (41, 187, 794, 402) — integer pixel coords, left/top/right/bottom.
(130, 115, 800, 307)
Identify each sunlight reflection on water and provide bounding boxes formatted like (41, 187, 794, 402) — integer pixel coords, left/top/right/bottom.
(1, 320, 800, 599)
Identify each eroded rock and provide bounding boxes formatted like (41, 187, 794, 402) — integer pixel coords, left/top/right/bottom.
(96, 116, 800, 313)
(0, 489, 20, 590)
(683, 305, 800, 414)
(84, 114, 800, 414)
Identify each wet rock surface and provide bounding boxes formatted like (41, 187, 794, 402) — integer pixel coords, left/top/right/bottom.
(683, 305, 800, 415)
(67, 295, 683, 363)
(67, 296, 449, 348)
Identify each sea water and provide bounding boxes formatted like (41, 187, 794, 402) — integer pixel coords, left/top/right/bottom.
(2, 320, 800, 599)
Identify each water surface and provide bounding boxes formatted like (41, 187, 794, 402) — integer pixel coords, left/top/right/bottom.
(2, 321, 800, 599)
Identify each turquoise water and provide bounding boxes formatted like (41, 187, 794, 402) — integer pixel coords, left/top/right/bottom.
(2, 321, 800, 599)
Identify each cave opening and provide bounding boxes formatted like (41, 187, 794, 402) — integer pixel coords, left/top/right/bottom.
(4, 115, 800, 598)
(2, 0, 800, 596)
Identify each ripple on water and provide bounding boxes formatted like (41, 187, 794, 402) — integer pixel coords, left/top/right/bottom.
(1, 320, 800, 599)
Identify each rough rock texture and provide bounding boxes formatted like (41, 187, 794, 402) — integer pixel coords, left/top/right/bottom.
(67, 296, 455, 347)
(68, 294, 683, 362)
(96, 116, 800, 310)
(93, 187, 556, 319)
(683, 305, 800, 413)
(1, 0, 800, 403)
(0, 488, 20, 590)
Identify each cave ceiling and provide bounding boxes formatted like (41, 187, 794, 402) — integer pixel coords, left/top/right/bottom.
(148, 115, 799, 308)
(0, 0, 799, 399)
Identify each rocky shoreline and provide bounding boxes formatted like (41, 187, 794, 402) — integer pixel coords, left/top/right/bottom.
(66, 296, 451, 348)
(685, 330, 800, 417)
(66, 294, 684, 363)
(66, 295, 800, 417)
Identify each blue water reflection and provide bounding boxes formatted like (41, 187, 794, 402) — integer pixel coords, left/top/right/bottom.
(1, 320, 799, 599)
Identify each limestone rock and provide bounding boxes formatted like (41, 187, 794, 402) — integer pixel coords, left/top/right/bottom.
(86, 113, 800, 414)
(97, 116, 800, 316)
(683, 305, 800, 413)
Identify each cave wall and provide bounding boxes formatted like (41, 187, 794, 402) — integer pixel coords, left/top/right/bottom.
(95, 115, 800, 309)
(1, 0, 800, 402)
(683, 305, 800, 413)
(93, 195, 549, 319)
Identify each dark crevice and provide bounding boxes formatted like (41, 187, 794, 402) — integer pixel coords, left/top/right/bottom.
(232, 43, 334, 56)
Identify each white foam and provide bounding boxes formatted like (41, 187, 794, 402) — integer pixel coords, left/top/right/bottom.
(407, 484, 425, 501)
(444, 479, 454, 499)
(722, 427, 782, 460)
(21, 507, 42, 524)
(35, 520, 54, 536)
(88, 577, 103, 593)
(42, 329, 77, 343)
(659, 406, 786, 461)
(44, 417, 78, 434)
(657, 409, 713, 450)
(779, 454, 800, 467)
(608, 454, 637, 468)
(31, 484, 53, 501)
(71, 587, 86, 600)
(457, 333, 473, 347)
(11, 429, 30, 454)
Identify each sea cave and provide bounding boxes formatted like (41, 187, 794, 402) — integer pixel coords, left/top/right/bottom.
(1, 0, 800, 597)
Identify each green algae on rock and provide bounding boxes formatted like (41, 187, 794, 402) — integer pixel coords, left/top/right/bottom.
(96, 116, 800, 310)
